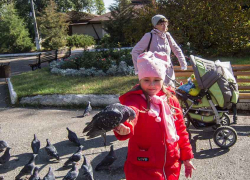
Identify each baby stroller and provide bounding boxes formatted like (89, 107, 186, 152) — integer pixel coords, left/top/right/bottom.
(173, 55, 238, 149)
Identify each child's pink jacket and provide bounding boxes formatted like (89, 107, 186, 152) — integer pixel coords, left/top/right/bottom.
(114, 86, 193, 180)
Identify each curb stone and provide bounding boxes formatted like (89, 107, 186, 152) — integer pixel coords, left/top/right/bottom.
(19, 94, 120, 107)
(7, 78, 17, 104)
(7, 77, 250, 110)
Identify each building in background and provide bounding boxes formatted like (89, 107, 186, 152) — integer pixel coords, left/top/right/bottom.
(67, 0, 154, 40)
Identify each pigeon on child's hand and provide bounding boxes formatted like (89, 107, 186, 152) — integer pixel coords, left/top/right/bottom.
(95, 145, 117, 171)
(0, 140, 8, 152)
(81, 155, 94, 180)
(0, 147, 11, 165)
(83, 101, 92, 117)
(63, 163, 79, 180)
(63, 145, 83, 167)
(31, 134, 40, 154)
(67, 127, 81, 146)
(45, 139, 60, 161)
(42, 167, 55, 180)
(15, 154, 37, 180)
(83, 103, 136, 143)
(28, 167, 40, 180)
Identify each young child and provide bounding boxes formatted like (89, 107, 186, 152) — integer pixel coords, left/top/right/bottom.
(114, 51, 195, 180)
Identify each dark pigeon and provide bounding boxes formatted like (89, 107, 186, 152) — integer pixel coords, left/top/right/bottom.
(42, 167, 55, 180)
(45, 139, 60, 161)
(83, 101, 92, 117)
(62, 163, 79, 180)
(81, 155, 94, 180)
(31, 134, 40, 154)
(67, 127, 81, 146)
(63, 145, 83, 167)
(29, 167, 40, 180)
(15, 154, 37, 180)
(83, 103, 136, 146)
(0, 147, 11, 165)
(95, 145, 117, 171)
(0, 140, 8, 152)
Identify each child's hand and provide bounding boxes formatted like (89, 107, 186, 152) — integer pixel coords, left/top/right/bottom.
(114, 123, 130, 135)
(183, 160, 195, 178)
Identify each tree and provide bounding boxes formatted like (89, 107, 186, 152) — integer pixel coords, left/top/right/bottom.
(103, 0, 134, 46)
(157, 0, 250, 55)
(0, 3, 34, 53)
(95, 0, 105, 15)
(37, 0, 69, 50)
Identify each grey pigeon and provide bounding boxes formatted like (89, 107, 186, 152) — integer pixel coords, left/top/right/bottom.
(45, 139, 60, 161)
(29, 167, 40, 180)
(83, 103, 136, 146)
(15, 154, 37, 180)
(31, 134, 40, 154)
(63, 163, 79, 180)
(0, 140, 8, 152)
(95, 145, 117, 171)
(81, 155, 94, 180)
(67, 127, 81, 146)
(42, 167, 55, 180)
(0, 147, 11, 164)
(63, 145, 83, 167)
(83, 101, 92, 117)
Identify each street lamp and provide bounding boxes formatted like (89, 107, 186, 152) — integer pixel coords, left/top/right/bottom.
(29, 0, 41, 50)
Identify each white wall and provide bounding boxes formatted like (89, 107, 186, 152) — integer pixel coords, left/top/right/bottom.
(72, 24, 105, 40)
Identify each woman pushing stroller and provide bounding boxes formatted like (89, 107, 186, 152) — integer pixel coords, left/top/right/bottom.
(131, 14, 187, 87)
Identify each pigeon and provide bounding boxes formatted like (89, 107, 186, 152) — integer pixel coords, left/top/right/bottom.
(31, 134, 40, 154)
(67, 127, 81, 146)
(95, 145, 117, 171)
(83, 103, 136, 146)
(83, 101, 92, 117)
(42, 167, 55, 180)
(63, 163, 79, 180)
(63, 145, 83, 167)
(81, 155, 94, 180)
(29, 167, 40, 180)
(45, 139, 60, 161)
(0, 140, 8, 152)
(15, 154, 37, 180)
(0, 147, 11, 165)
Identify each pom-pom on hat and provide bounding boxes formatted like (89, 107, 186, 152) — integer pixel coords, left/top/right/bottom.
(137, 51, 170, 81)
(151, 14, 167, 27)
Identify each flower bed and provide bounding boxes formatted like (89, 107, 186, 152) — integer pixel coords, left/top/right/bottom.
(50, 48, 135, 77)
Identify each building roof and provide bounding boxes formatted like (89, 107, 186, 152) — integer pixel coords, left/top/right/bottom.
(66, 11, 98, 22)
(89, 12, 112, 22)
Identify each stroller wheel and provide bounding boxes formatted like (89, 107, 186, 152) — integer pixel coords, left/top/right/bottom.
(213, 126, 237, 149)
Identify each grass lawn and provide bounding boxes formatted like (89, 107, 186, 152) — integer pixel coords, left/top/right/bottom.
(11, 55, 250, 98)
(11, 68, 139, 98)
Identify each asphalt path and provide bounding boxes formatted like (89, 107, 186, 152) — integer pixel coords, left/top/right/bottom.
(0, 108, 249, 179)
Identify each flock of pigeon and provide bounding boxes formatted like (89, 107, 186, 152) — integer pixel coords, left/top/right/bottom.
(0, 102, 136, 180)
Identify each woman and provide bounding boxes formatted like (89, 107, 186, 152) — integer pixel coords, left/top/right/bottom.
(132, 14, 187, 87)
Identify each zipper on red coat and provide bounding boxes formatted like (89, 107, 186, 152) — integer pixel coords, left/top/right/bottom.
(163, 134, 167, 179)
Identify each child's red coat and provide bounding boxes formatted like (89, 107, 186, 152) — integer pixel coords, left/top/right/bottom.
(114, 86, 194, 180)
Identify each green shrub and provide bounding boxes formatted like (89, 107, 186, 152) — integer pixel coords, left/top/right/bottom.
(67, 34, 95, 49)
